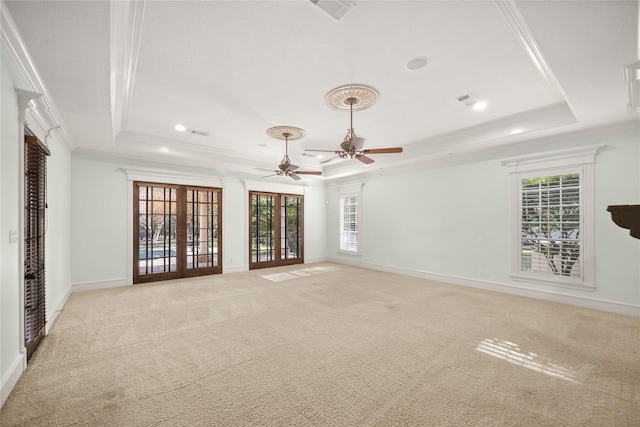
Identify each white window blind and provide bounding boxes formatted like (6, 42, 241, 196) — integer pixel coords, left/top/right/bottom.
(337, 184, 362, 254)
(520, 172, 581, 280)
(339, 196, 358, 252)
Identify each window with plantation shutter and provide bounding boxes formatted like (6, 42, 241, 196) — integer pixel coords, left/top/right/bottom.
(505, 146, 600, 289)
(520, 173, 581, 279)
(338, 184, 362, 254)
(24, 135, 50, 360)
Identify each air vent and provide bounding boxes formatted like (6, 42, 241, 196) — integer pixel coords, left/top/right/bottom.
(187, 128, 210, 137)
(309, 0, 355, 21)
(456, 93, 477, 107)
(456, 93, 487, 110)
(302, 152, 322, 158)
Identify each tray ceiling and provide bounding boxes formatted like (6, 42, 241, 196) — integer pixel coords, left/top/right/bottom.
(3, 0, 638, 179)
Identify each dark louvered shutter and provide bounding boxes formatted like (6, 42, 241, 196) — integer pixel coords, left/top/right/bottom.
(24, 135, 50, 360)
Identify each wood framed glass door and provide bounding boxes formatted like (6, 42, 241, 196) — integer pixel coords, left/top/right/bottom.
(184, 186, 221, 277)
(249, 191, 303, 270)
(134, 183, 221, 283)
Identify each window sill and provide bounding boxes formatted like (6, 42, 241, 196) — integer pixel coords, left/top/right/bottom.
(510, 274, 595, 291)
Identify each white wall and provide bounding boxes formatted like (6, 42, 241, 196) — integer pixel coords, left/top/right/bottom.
(594, 134, 640, 304)
(70, 153, 327, 287)
(44, 135, 72, 328)
(1, 46, 23, 400)
(302, 183, 328, 263)
(70, 154, 129, 285)
(221, 177, 250, 271)
(1, 45, 72, 405)
(327, 128, 640, 315)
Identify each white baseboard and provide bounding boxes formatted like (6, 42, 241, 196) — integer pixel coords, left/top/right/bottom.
(226, 258, 329, 274)
(328, 257, 640, 317)
(223, 265, 246, 274)
(46, 284, 72, 334)
(72, 278, 130, 292)
(305, 257, 329, 264)
(1, 352, 26, 408)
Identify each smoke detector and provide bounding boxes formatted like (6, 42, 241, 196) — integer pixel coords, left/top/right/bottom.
(309, 0, 356, 21)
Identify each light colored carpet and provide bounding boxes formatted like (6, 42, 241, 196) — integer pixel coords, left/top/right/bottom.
(1, 263, 639, 426)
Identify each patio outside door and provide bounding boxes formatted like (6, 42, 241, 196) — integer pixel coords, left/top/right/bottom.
(249, 192, 303, 270)
(134, 183, 222, 283)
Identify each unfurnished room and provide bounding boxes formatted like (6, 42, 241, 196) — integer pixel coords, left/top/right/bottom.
(1, 0, 639, 425)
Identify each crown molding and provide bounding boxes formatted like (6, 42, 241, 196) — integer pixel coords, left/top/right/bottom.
(493, 0, 570, 106)
(243, 180, 306, 195)
(116, 130, 322, 172)
(110, 0, 146, 142)
(121, 166, 223, 188)
(1, 1, 75, 150)
(501, 143, 605, 173)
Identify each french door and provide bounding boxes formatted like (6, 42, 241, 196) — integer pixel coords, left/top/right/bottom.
(134, 183, 222, 283)
(249, 192, 304, 270)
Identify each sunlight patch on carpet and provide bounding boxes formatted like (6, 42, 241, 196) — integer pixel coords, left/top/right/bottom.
(477, 338, 579, 383)
(262, 266, 338, 282)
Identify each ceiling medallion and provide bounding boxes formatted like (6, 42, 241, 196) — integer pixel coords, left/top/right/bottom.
(266, 126, 305, 140)
(325, 85, 379, 112)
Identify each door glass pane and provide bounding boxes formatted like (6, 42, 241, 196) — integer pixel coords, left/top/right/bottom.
(251, 194, 276, 263)
(186, 189, 219, 269)
(282, 196, 302, 260)
(138, 186, 178, 275)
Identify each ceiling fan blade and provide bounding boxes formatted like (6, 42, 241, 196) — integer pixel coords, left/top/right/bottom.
(295, 171, 322, 175)
(260, 173, 278, 178)
(290, 173, 302, 181)
(286, 164, 299, 172)
(305, 149, 339, 153)
(348, 136, 366, 151)
(356, 155, 375, 165)
(362, 147, 403, 154)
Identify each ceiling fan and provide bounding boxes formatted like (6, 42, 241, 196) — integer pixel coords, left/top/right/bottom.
(305, 85, 403, 165)
(257, 126, 322, 181)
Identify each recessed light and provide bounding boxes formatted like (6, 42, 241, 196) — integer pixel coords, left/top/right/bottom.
(472, 101, 487, 111)
(160, 147, 169, 153)
(317, 155, 324, 159)
(406, 56, 430, 71)
(174, 124, 186, 132)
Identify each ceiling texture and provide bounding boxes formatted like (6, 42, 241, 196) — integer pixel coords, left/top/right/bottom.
(3, 0, 639, 180)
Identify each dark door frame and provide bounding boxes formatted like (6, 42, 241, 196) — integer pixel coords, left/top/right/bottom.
(133, 182, 222, 283)
(248, 191, 304, 270)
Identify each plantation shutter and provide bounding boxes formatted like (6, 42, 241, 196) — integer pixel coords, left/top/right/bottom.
(24, 135, 50, 360)
(520, 173, 581, 279)
(339, 196, 358, 252)
(337, 183, 362, 253)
